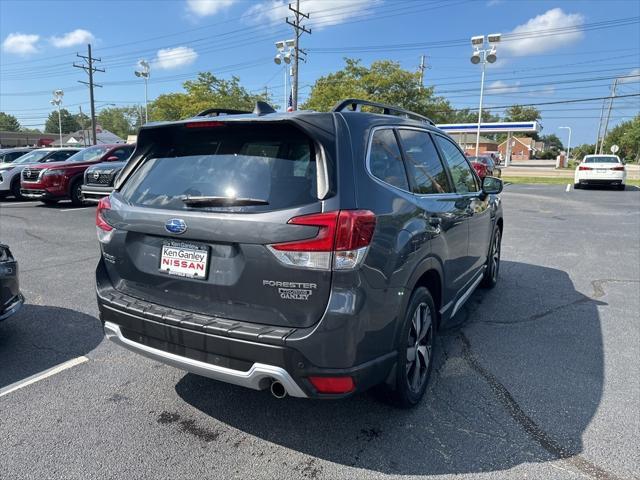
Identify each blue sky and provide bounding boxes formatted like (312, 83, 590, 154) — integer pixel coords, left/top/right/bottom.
(1, 0, 638, 145)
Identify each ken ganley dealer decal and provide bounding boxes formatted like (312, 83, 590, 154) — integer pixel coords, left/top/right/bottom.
(263, 280, 317, 300)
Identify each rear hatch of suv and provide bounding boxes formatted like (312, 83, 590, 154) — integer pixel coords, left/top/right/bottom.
(100, 118, 338, 329)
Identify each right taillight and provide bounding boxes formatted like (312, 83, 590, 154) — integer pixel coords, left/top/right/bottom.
(611, 166, 625, 171)
(579, 165, 592, 171)
(268, 210, 376, 270)
(96, 196, 114, 243)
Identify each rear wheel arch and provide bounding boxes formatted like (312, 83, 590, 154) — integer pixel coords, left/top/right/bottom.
(405, 257, 444, 328)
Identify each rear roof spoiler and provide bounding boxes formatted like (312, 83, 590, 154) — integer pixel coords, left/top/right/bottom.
(332, 98, 435, 125)
(195, 108, 251, 117)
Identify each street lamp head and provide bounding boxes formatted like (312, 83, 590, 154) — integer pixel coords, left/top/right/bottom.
(471, 35, 485, 46)
(275, 40, 285, 51)
(283, 52, 291, 64)
(135, 71, 142, 77)
(285, 39, 295, 48)
(487, 33, 501, 44)
(470, 51, 481, 64)
(54, 89, 64, 97)
(274, 54, 282, 65)
(486, 48, 497, 63)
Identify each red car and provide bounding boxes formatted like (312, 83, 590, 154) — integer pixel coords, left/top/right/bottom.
(467, 155, 501, 180)
(20, 144, 134, 205)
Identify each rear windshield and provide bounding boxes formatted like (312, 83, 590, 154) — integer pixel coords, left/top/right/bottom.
(584, 156, 620, 163)
(120, 123, 319, 212)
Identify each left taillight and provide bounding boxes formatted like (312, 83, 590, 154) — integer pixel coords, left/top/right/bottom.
(96, 196, 114, 243)
(611, 165, 625, 171)
(268, 210, 376, 271)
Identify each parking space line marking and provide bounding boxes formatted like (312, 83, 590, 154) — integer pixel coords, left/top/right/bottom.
(0, 356, 88, 398)
(566, 183, 571, 192)
(58, 207, 94, 212)
(0, 201, 41, 207)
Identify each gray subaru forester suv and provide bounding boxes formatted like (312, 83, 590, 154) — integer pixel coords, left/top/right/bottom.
(96, 99, 503, 407)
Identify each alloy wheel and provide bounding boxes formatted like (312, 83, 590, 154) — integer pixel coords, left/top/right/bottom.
(491, 230, 501, 282)
(406, 302, 433, 393)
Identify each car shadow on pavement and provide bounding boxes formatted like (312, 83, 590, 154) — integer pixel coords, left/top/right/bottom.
(175, 260, 606, 477)
(0, 304, 102, 388)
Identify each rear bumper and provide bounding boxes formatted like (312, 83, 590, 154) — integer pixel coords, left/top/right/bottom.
(104, 320, 308, 397)
(96, 260, 398, 399)
(81, 185, 113, 203)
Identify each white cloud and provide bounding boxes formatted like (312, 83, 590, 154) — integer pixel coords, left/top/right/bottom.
(245, 0, 380, 30)
(186, 0, 237, 16)
(502, 8, 585, 56)
(488, 80, 520, 94)
(153, 46, 198, 70)
(2, 33, 39, 55)
(50, 29, 95, 48)
(619, 68, 640, 84)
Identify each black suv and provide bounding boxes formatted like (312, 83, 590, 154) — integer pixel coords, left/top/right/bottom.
(81, 158, 129, 203)
(96, 100, 503, 406)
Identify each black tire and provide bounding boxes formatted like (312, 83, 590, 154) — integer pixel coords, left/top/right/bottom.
(617, 184, 625, 191)
(574, 183, 581, 189)
(69, 178, 85, 206)
(41, 199, 59, 205)
(481, 226, 501, 289)
(10, 178, 23, 200)
(388, 287, 436, 408)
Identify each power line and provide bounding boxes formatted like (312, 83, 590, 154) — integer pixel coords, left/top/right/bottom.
(286, 0, 311, 111)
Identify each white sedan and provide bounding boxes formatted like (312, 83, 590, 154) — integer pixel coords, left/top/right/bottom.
(574, 154, 626, 190)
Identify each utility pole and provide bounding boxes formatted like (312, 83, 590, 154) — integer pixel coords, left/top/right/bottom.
(418, 55, 430, 91)
(286, 0, 310, 111)
(73, 44, 104, 145)
(599, 78, 618, 154)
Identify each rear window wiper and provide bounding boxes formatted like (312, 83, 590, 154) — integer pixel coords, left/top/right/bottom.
(179, 195, 269, 207)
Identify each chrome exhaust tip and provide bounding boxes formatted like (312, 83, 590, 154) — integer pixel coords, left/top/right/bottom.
(270, 380, 287, 399)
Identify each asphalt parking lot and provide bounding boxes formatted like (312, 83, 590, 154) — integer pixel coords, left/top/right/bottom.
(0, 184, 638, 480)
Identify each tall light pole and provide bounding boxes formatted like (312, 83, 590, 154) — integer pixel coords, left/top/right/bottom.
(274, 40, 294, 112)
(470, 33, 500, 157)
(135, 60, 150, 123)
(50, 89, 64, 146)
(559, 126, 572, 162)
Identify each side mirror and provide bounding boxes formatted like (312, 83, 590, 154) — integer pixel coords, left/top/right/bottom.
(482, 176, 503, 195)
(106, 155, 119, 162)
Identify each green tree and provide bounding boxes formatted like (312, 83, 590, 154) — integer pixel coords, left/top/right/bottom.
(301, 58, 454, 123)
(45, 108, 80, 134)
(503, 104, 541, 122)
(447, 107, 499, 124)
(571, 143, 597, 161)
(539, 133, 564, 157)
(97, 107, 141, 139)
(603, 115, 640, 163)
(150, 72, 268, 121)
(0, 112, 21, 131)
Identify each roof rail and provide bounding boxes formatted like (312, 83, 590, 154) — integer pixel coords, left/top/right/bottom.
(331, 98, 434, 125)
(195, 108, 251, 117)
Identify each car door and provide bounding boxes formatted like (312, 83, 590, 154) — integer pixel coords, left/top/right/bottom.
(433, 133, 491, 283)
(396, 128, 471, 298)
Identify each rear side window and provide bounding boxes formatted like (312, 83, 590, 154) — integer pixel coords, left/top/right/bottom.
(397, 129, 451, 194)
(369, 129, 409, 190)
(584, 156, 620, 163)
(120, 123, 319, 212)
(434, 135, 479, 193)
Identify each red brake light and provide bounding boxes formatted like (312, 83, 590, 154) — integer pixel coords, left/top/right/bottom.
(271, 210, 376, 252)
(335, 210, 376, 251)
(611, 166, 625, 171)
(272, 211, 339, 252)
(308, 376, 355, 394)
(579, 165, 592, 171)
(96, 196, 113, 232)
(185, 121, 225, 128)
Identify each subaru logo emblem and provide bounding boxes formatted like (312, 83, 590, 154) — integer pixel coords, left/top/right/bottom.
(165, 218, 187, 234)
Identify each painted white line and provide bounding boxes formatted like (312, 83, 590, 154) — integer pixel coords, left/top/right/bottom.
(58, 206, 94, 212)
(566, 183, 571, 192)
(0, 356, 88, 398)
(0, 201, 41, 207)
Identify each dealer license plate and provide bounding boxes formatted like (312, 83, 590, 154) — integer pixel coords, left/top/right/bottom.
(596, 169, 606, 174)
(159, 240, 209, 279)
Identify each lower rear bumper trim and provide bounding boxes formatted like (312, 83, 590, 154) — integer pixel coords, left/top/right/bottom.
(103, 321, 308, 398)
